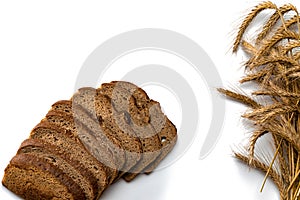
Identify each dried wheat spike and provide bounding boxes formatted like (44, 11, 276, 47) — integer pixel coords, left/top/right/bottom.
(223, 2, 300, 199)
(217, 88, 260, 108)
(281, 40, 300, 55)
(233, 1, 277, 53)
(235, 152, 285, 197)
(256, 4, 299, 45)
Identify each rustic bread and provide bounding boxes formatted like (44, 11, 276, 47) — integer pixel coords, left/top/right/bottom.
(112, 82, 177, 175)
(30, 121, 109, 196)
(95, 92, 143, 176)
(18, 147, 95, 199)
(99, 82, 176, 180)
(99, 82, 151, 125)
(144, 118, 177, 174)
(2, 80, 178, 199)
(3, 153, 83, 199)
(71, 88, 143, 178)
(3, 166, 72, 200)
(18, 138, 101, 198)
(43, 110, 118, 184)
(51, 100, 126, 182)
(52, 99, 126, 168)
(98, 82, 163, 181)
(131, 98, 177, 175)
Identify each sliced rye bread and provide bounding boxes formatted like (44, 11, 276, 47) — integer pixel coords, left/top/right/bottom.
(42, 110, 119, 184)
(71, 87, 143, 178)
(2, 81, 177, 199)
(17, 147, 94, 199)
(52, 99, 126, 171)
(95, 91, 143, 160)
(18, 138, 100, 199)
(50, 101, 126, 180)
(110, 81, 151, 109)
(104, 81, 177, 178)
(30, 121, 109, 195)
(128, 93, 177, 175)
(144, 118, 177, 174)
(3, 153, 83, 199)
(98, 82, 163, 181)
(128, 98, 177, 174)
(99, 82, 151, 125)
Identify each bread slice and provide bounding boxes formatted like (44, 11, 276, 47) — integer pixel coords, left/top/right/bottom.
(98, 82, 163, 181)
(42, 110, 119, 184)
(128, 95, 177, 175)
(18, 138, 101, 199)
(104, 81, 177, 179)
(3, 165, 73, 200)
(144, 118, 177, 174)
(71, 87, 143, 178)
(17, 146, 95, 199)
(95, 92, 143, 175)
(2, 81, 177, 199)
(99, 82, 151, 125)
(30, 121, 109, 197)
(3, 153, 84, 199)
(50, 101, 126, 182)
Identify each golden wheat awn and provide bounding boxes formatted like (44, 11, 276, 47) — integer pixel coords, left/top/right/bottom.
(221, 2, 300, 200)
(233, 1, 278, 53)
(256, 4, 299, 44)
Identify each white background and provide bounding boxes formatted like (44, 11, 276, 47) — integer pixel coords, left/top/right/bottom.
(0, 0, 296, 199)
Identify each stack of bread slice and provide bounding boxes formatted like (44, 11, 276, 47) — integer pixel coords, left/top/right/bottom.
(2, 81, 177, 200)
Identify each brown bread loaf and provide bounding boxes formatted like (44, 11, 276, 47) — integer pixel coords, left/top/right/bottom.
(98, 82, 163, 181)
(51, 100, 126, 182)
(2, 81, 178, 199)
(113, 82, 177, 175)
(100, 81, 177, 180)
(30, 121, 109, 196)
(43, 110, 117, 184)
(18, 138, 101, 198)
(3, 153, 84, 199)
(71, 87, 144, 178)
(18, 149, 95, 199)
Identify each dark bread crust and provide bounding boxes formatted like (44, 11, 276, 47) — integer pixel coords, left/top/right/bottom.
(50, 101, 125, 183)
(101, 81, 177, 181)
(99, 82, 151, 125)
(71, 87, 143, 178)
(30, 121, 109, 197)
(2, 80, 178, 198)
(2, 164, 74, 200)
(144, 118, 177, 174)
(53, 100, 126, 169)
(18, 138, 100, 198)
(115, 81, 177, 164)
(19, 152, 94, 199)
(8, 153, 85, 199)
(93, 91, 143, 177)
(98, 82, 163, 181)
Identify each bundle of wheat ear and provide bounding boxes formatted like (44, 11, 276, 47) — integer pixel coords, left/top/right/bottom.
(219, 1, 300, 200)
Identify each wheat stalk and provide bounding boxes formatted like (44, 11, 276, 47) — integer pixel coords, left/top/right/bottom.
(256, 4, 299, 44)
(233, 1, 278, 53)
(222, 2, 300, 199)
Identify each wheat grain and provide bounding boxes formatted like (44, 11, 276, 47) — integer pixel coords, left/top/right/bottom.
(235, 152, 285, 197)
(233, 1, 277, 53)
(217, 88, 260, 108)
(223, 2, 300, 199)
(256, 4, 298, 44)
